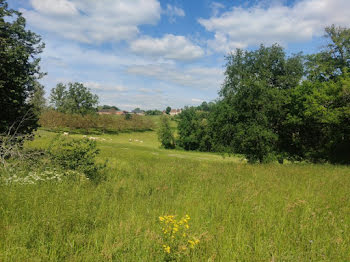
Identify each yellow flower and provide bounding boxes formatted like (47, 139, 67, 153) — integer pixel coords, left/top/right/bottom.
(159, 216, 164, 221)
(163, 245, 171, 254)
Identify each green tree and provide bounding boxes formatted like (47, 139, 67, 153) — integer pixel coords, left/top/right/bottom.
(0, 0, 45, 135)
(306, 25, 350, 82)
(284, 25, 350, 163)
(145, 109, 162, 115)
(284, 70, 350, 164)
(158, 115, 175, 149)
(29, 81, 46, 117)
(99, 105, 120, 111)
(50, 82, 99, 115)
(177, 107, 212, 151)
(218, 44, 304, 163)
(165, 106, 171, 115)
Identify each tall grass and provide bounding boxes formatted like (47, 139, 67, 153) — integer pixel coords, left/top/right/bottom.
(1, 130, 349, 261)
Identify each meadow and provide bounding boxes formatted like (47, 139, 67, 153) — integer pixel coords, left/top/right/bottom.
(1, 120, 350, 261)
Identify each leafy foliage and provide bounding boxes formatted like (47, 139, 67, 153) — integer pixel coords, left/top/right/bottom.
(99, 105, 120, 111)
(157, 116, 175, 149)
(284, 73, 350, 163)
(214, 44, 303, 162)
(50, 82, 99, 115)
(177, 107, 212, 151)
(145, 109, 163, 115)
(176, 27, 350, 164)
(0, 0, 45, 136)
(29, 81, 46, 117)
(48, 136, 106, 183)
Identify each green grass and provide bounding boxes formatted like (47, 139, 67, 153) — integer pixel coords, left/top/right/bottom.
(1, 129, 350, 261)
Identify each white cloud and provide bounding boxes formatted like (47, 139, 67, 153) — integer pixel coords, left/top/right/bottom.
(130, 34, 204, 61)
(163, 4, 185, 23)
(31, 0, 78, 16)
(199, 0, 350, 53)
(41, 41, 153, 69)
(22, 0, 161, 43)
(127, 64, 223, 90)
(210, 2, 225, 16)
(84, 81, 127, 92)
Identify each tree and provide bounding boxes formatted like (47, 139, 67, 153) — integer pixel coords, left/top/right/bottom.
(50, 82, 99, 115)
(145, 109, 162, 115)
(165, 106, 171, 115)
(177, 107, 212, 151)
(132, 108, 144, 114)
(99, 105, 119, 111)
(306, 25, 350, 82)
(157, 115, 175, 149)
(0, 0, 45, 135)
(217, 44, 304, 163)
(282, 26, 350, 164)
(284, 68, 350, 164)
(29, 81, 46, 117)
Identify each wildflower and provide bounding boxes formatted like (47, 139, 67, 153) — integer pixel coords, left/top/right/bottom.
(163, 245, 171, 254)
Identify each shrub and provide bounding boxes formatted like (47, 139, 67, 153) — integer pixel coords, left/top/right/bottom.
(48, 136, 106, 183)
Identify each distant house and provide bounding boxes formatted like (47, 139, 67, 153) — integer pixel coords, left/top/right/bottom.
(165, 109, 182, 115)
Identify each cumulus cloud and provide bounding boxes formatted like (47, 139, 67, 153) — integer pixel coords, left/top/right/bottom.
(130, 34, 204, 61)
(21, 0, 161, 43)
(199, 0, 350, 53)
(127, 64, 223, 90)
(163, 4, 185, 23)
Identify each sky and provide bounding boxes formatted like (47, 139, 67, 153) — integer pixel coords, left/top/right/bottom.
(9, 0, 350, 110)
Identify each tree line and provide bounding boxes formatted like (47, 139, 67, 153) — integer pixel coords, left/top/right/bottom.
(160, 25, 350, 164)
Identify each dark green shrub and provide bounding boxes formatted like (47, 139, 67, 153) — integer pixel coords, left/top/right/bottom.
(48, 136, 106, 183)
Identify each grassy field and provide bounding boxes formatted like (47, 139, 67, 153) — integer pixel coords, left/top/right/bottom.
(1, 126, 350, 261)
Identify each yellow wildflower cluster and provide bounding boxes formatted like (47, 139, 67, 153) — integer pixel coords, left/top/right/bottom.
(162, 245, 171, 254)
(158, 214, 200, 257)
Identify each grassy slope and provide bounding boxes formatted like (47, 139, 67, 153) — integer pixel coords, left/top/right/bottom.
(1, 128, 350, 261)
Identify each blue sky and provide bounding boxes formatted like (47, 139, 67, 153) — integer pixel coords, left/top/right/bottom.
(9, 0, 350, 110)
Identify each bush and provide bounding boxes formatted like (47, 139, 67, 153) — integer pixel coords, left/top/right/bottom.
(158, 116, 175, 149)
(48, 136, 106, 183)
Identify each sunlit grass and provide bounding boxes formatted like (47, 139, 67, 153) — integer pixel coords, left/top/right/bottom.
(1, 129, 349, 261)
